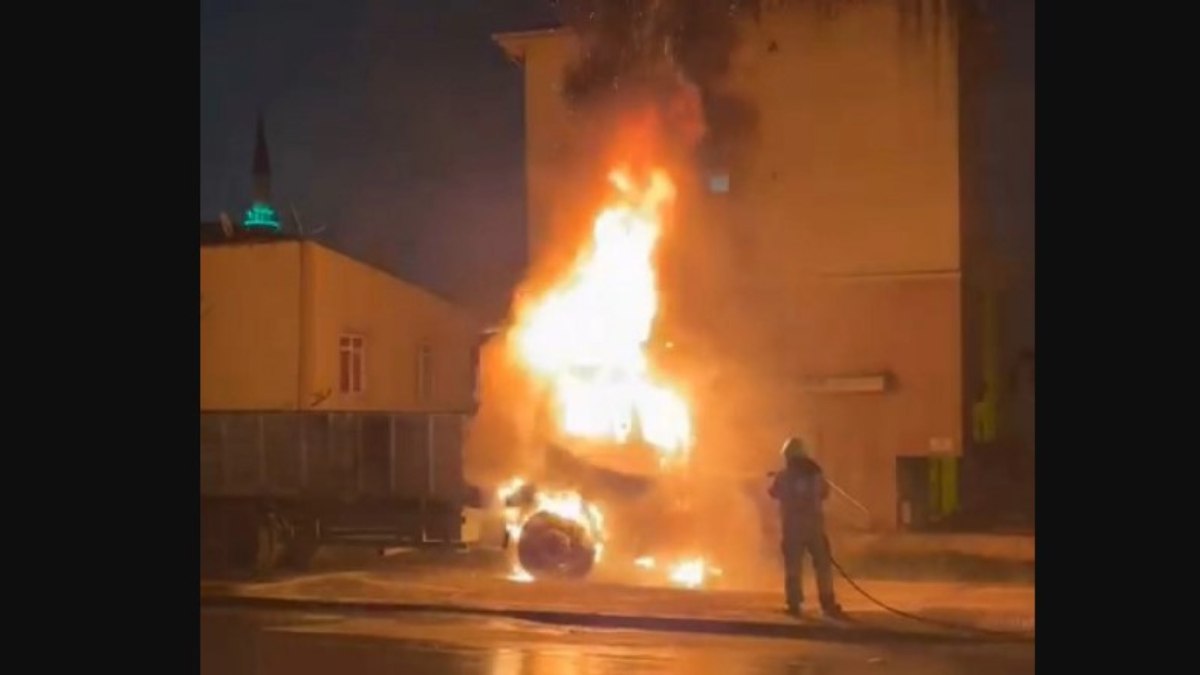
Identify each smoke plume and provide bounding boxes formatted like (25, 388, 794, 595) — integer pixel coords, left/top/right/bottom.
(549, 0, 760, 166)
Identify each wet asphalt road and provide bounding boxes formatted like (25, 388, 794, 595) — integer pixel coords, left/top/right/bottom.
(201, 607, 1034, 675)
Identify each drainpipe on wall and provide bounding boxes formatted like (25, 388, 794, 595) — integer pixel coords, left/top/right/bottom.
(972, 289, 999, 444)
(297, 240, 311, 486)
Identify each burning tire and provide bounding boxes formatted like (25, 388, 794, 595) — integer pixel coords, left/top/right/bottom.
(516, 510, 597, 579)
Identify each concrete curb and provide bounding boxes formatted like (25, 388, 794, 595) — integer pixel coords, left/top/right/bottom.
(200, 591, 1034, 646)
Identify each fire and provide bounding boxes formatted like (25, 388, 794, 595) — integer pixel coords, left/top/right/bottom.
(531, 490, 605, 543)
(497, 477, 528, 543)
(631, 553, 723, 589)
(512, 167, 692, 460)
(498, 477, 527, 502)
(667, 557, 722, 590)
(499, 160, 712, 584)
(507, 569, 534, 584)
(499, 479, 606, 581)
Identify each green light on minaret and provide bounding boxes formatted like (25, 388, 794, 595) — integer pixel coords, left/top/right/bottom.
(243, 202, 280, 231)
(243, 113, 280, 232)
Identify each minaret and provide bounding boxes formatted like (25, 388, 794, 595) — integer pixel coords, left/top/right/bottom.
(243, 113, 281, 232)
(252, 114, 271, 203)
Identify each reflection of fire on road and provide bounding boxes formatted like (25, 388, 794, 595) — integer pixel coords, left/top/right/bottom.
(493, 164, 730, 589)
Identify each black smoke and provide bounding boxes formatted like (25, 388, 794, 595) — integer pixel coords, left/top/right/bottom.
(549, 0, 761, 164)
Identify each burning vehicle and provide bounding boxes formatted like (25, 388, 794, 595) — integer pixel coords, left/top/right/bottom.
(480, 164, 730, 589)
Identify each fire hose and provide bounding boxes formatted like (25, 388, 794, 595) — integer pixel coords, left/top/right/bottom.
(825, 536, 1033, 640)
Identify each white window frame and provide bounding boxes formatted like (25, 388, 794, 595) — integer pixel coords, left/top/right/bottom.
(707, 170, 730, 194)
(339, 334, 365, 394)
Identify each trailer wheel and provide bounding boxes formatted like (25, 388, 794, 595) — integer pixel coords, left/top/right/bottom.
(254, 512, 286, 575)
(281, 518, 319, 570)
(228, 507, 284, 576)
(200, 503, 231, 576)
(516, 511, 596, 580)
(227, 507, 256, 573)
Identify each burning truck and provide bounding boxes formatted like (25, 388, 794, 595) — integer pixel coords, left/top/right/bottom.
(477, 165, 731, 589)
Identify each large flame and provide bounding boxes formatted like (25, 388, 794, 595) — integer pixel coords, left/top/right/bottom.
(512, 167, 692, 460)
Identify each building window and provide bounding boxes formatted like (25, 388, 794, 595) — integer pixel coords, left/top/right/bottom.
(339, 335, 365, 394)
(417, 345, 433, 403)
(707, 170, 730, 194)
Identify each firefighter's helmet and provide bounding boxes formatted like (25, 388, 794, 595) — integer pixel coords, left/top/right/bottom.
(780, 437, 807, 460)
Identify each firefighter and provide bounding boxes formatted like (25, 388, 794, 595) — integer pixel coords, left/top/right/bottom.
(768, 437, 844, 618)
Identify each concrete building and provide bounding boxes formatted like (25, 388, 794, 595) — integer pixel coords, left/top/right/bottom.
(495, 0, 1033, 531)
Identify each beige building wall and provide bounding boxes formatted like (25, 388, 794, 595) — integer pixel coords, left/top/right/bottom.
(304, 243, 479, 413)
(201, 240, 479, 415)
(201, 241, 302, 410)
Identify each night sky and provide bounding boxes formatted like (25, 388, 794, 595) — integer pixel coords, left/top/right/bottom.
(200, 0, 557, 321)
